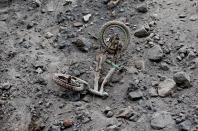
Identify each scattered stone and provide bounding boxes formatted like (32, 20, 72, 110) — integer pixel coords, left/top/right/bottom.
(148, 45, 163, 61)
(134, 26, 150, 38)
(48, 125, 61, 131)
(128, 90, 143, 100)
(148, 87, 158, 97)
(173, 71, 190, 88)
(151, 111, 175, 130)
(158, 79, 176, 97)
(73, 22, 83, 27)
(72, 36, 91, 52)
(189, 15, 198, 21)
(45, 32, 54, 39)
(179, 120, 191, 131)
(83, 14, 91, 22)
(136, 3, 148, 13)
(33, 0, 41, 7)
(63, 120, 73, 127)
(115, 106, 133, 118)
(135, 60, 145, 70)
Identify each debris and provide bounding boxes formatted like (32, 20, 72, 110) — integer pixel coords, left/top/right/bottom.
(107, 0, 120, 17)
(148, 45, 163, 61)
(134, 26, 150, 38)
(63, 120, 73, 127)
(83, 14, 91, 22)
(158, 79, 176, 97)
(173, 71, 190, 88)
(136, 3, 148, 13)
(73, 22, 83, 27)
(128, 90, 143, 100)
(151, 111, 175, 129)
(115, 106, 133, 118)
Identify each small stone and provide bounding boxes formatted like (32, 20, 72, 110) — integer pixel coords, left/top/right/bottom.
(195, 106, 198, 116)
(104, 106, 112, 113)
(158, 79, 176, 97)
(63, 120, 73, 127)
(179, 14, 186, 18)
(135, 60, 145, 70)
(49, 125, 61, 131)
(189, 15, 198, 21)
(73, 22, 83, 27)
(27, 22, 34, 29)
(83, 14, 91, 22)
(179, 120, 191, 131)
(128, 82, 138, 92)
(129, 90, 143, 100)
(129, 113, 139, 122)
(151, 111, 175, 130)
(160, 62, 169, 71)
(45, 32, 54, 39)
(106, 111, 114, 118)
(134, 26, 150, 38)
(148, 87, 158, 97)
(173, 71, 190, 88)
(148, 45, 163, 61)
(33, 0, 41, 7)
(115, 106, 133, 118)
(136, 3, 148, 13)
(0, 82, 11, 90)
(105, 125, 120, 131)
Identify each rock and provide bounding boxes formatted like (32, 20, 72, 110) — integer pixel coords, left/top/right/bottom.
(107, 0, 119, 9)
(135, 60, 145, 70)
(128, 82, 139, 92)
(83, 14, 91, 22)
(189, 15, 198, 21)
(63, 120, 73, 127)
(134, 26, 150, 38)
(136, 3, 148, 13)
(27, 22, 34, 29)
(173, 71, 190, 88)
(49, 125, 61, 131)
(104, 106, 112, 113)
(105, 125, 120, 131)
(148, 45, 163, 61)
(72, 36, 91, 52)
(179, 120, 191, 131)
(148, 87, 158, 97)
(158, 79, 176, 97)
(33, 0, 41, 7)
(151, 111, 175, 130)
(47, 1, 55, 12)
(73, 22, 83, 27)
(0, 21, 8, 35)
(106, 111, 114, 118)
(45, 32, 54, 39)
(128, 90, 143, 100)
(160, 62, 170, 71)
(129, 113, 140, 122)
(115, 106, 133, 118)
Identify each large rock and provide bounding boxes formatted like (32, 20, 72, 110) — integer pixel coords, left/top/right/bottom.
(158, 79, 176, 97)
(173, 71, 190, 88)
(151, 111, 175, 130)
(148, 45, 163, 61)
(128, 90, 143, 100)
(178, 120, 192, 131)
(134, 26, 150, 38)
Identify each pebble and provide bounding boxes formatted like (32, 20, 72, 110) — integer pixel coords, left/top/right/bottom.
(45, 32, 54, 39)
(128, 90, 143, 100)
(129, 113, 139, 122)
(128, 82, 139, 92)
(63, 120, 73, 127)
(134, 26, 150, 38)
(189, 15, 198, 21)
(106, 111, 114, 118)
(158, 79, 176, 97)
(173, 71, 190, 88)
(179, 120, 191, 131)
(135, 60, 145, 70)
(115, 106, 133, 118)
(72, 36, 91, 52)
(33, 0, 41, 7)
(151, 111, 175, 130)
(73, 22, 83, 27)
(83, 14, 91, 22)
(160, 62, 170, 71)
(27, 22, 34, 29)
(148, 45, 163, 61)
(105, 125, 120, 131)
(136, 3, 148, 13)
(0, 82, 11, 90)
